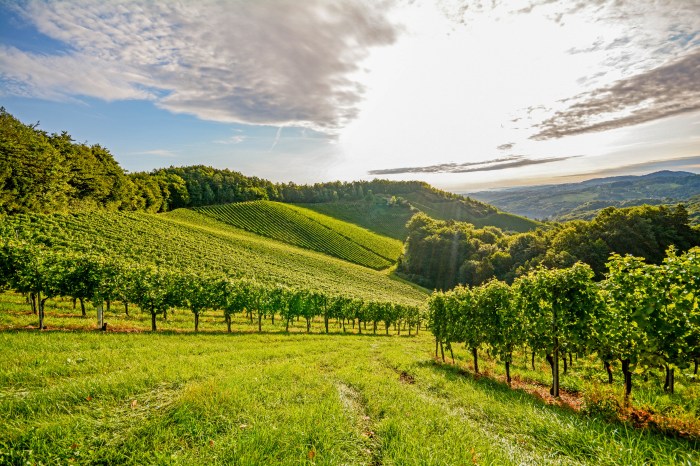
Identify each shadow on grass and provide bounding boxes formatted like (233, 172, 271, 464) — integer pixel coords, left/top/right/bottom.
(420, 358, 700, 446)
(0, 326, 412, 339)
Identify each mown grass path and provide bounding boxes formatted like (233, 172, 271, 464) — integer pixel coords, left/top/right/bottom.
(1, 329, 697, 465)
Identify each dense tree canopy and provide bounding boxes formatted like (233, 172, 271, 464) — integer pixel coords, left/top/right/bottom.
(400, 205, 700, 289)
(0, 108, 498, 221)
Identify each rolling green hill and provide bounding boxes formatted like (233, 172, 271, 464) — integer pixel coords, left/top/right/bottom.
(686, 194, 700, 225)
(195, 201, 403, 269)
(297, 189, 540, 242)
(294, 200, 415, 240)
(2, 210, 427, 306)
(398, 190, 538, 231)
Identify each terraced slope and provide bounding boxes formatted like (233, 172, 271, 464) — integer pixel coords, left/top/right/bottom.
(2, 210, 427, 306)
(294, 201, 416, 240)
(196, 201, 403, 269)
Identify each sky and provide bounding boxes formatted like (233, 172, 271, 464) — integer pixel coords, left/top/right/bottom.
(1, 0, 699, 191)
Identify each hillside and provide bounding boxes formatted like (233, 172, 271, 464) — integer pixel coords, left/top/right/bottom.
(468, 171, 700, 221)
(195, 201, 403, 269)
(1, 210, 427, 306)
(297, 188, 540, 242)
(294, 200, 415, 240)
(686, 194, 700, 224)
(1, 109, 539, 236)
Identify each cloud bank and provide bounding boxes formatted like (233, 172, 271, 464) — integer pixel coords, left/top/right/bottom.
(0, 0, 398, 130)
(532, 49, 700, 140)
(436, 0, 700, 140)
(368, 155, 578, 175)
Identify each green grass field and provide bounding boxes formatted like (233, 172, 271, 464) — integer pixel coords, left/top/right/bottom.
(1, 294, 698, 465)
(196, 201, 403, 269)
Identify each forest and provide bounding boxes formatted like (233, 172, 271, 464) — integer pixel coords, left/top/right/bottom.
(0, 108, 492, 217)
(399, 205, 700, 289)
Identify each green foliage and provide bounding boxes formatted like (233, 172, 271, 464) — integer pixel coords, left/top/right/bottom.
(595, 248, 700, 395)
(515, 263, 600, 358)
(432, 248, 700, 399)
(295, 200, 417, 240)
(0, 109, 70, 214)
(401, 205, 700, 289)
(0, 108, 134, 214)
(1, 209, 427, 306)
(196, 201, 401, 269)
(684, 194, 700, 225)
(475, 279, 522, 365)
(399, 212, 506, 289)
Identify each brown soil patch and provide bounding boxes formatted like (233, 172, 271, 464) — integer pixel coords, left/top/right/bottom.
(399, 371, 415, 384)
(506, 374, 583, 411)
(434, 358, 700, 441)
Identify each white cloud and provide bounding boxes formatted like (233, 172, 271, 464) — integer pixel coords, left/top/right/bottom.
(1, 0, 398, 130)
(132, 149, 177, 158)
(3, 0, 699, 189)
(334, 0, 700, 182)
(0, 45, 152, 101)
(213, 135, 247, 145)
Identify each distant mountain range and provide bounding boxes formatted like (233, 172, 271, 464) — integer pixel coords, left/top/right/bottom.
(467, 170, 700, 222)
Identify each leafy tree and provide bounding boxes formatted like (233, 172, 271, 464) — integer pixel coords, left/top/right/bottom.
(216, 278, 249, 333)
(282, 289, 306, 332)
(452, 285, 484, 372)
(653, 247, 700, 392)
(0, 108, 70, 214)
(5, 243, 65, 329)
(427, 291, 448, 360)
(176, 273, 219, 332)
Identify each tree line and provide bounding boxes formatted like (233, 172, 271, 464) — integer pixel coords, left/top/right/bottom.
(400, 204, 699, 290)
(0, 239, 424, 335)
(428, 247, 700, 398)
(1, 108, 489, 216)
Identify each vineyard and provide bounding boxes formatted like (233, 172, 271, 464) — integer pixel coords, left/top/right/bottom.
(0, 243, 423, 334)
(2, 212, 700, 462)
(295, 200, 417, 240)
(429, 249, 700, 403)
(0, 210, 427, 307)
(295, 191, 541, 242)
(195, 201, 402, 269)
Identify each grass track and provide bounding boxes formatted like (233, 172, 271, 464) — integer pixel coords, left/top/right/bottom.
(1, 324, 697, 465)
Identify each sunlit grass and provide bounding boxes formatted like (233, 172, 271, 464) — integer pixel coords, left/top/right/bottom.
(1, 293, 698, 465)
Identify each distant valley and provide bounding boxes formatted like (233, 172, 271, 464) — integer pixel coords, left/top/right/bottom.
(467, 170, 700, 223)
